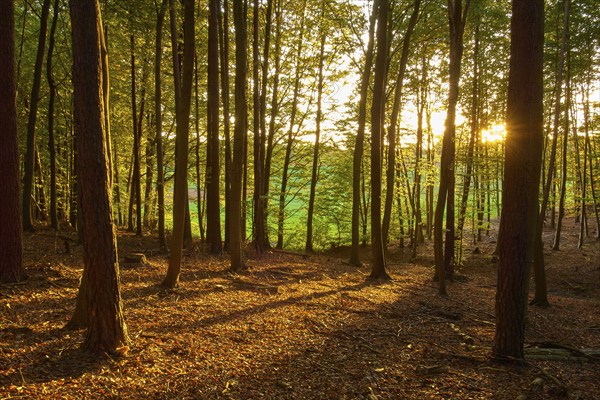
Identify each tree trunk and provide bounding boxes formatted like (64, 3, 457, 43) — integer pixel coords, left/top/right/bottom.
(230, 0, 247, 272)
(531, 0, 569, 306)
(155, 0, 168, 249)
(206, 0, 223, 255)
(276, 0, 306, 250)
(47, 0, 60, 230)
(163, 0, 195, 287)
(493, 0, 544, 361)
(306, 29, 326, 254)
(350, 0, 378, 266)
(252, 0, 266, 253)
(434, 0, 470, 293)
(23, 0, 51, 232)
(369, 0, 390, 280)
(0, 0, 26, 283)
(69, 0, 129, 353)
(382, 0, 421, 246)
(219, 0, 231, 249)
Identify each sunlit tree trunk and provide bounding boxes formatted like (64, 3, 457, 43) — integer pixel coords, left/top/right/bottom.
(47, 0, 60, 230)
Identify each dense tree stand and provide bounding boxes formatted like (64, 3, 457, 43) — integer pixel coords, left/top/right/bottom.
(493, 0, 544, 361)
(69, 0, 129, 353)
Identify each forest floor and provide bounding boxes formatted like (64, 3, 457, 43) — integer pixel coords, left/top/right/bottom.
(1, 221, 599, 399)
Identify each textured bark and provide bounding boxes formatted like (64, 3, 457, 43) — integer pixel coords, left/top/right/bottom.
(69, 0, 129, 353)
(493, 0, 544, 361)
(0, 0, 26, 283)
(349, 0, 378, 266)
(163, 0, 195, 287)
(230, 0, 247, 272)
(23, 0, 51, 232)
(369, 0, 390, 280)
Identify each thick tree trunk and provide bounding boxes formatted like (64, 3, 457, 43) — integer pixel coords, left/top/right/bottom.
(0, 0, 26, 283)
(69, 0, 129, 353)
(493, 0, 544, 361)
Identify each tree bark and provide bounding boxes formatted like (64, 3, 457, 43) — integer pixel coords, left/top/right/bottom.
(47, 0, 60, 230)
(493, 0, 544, 361)
(155, 0, 168, 249)
(69, 0, 129, 353)
(0, 0, 26, 283)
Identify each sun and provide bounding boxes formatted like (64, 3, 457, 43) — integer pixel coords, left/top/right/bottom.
(481, 124, 506, 143)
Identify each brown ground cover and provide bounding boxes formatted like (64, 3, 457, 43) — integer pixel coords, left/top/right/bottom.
(1, 222, 599, 399)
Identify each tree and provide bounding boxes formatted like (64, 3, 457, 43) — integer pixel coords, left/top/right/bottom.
(23, 0, 52, 232)
(163, 0, 195, 287)
(434, 0, 470, 294)
(206, 0, 223, 255)
(493, 0, 544, 361)
(0, 0, 26, 284)
(350, 0, 378, 266)
(369, 0, 390, 280)
(46, 0, 60, 230)
(230, 0, 247, 272)
(155, 0, 168, 250)
(69, 0, 129, 353)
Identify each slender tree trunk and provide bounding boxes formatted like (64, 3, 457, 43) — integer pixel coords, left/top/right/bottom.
(369, 0, 390, 280)
(23, 0, 52, 232)
(276, 0, 306, 250)
(350, 0, 379, 266)
(219, 0, 231, 249)
(0, 0, 26, 283)
(434, 0, 470, 293)
(382, 0, 421, 245)
(531, 0, 569, 306)
(163, 0, 195, 287)
(155, 0, 168, 249)
(230, 0, 247, 271)
(252, 0, 266, 253)
(306, 30, 326, 254)
(206, 0, 223, 255)
(493, 0, 544, 361)
(47, 0, 60, 230)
